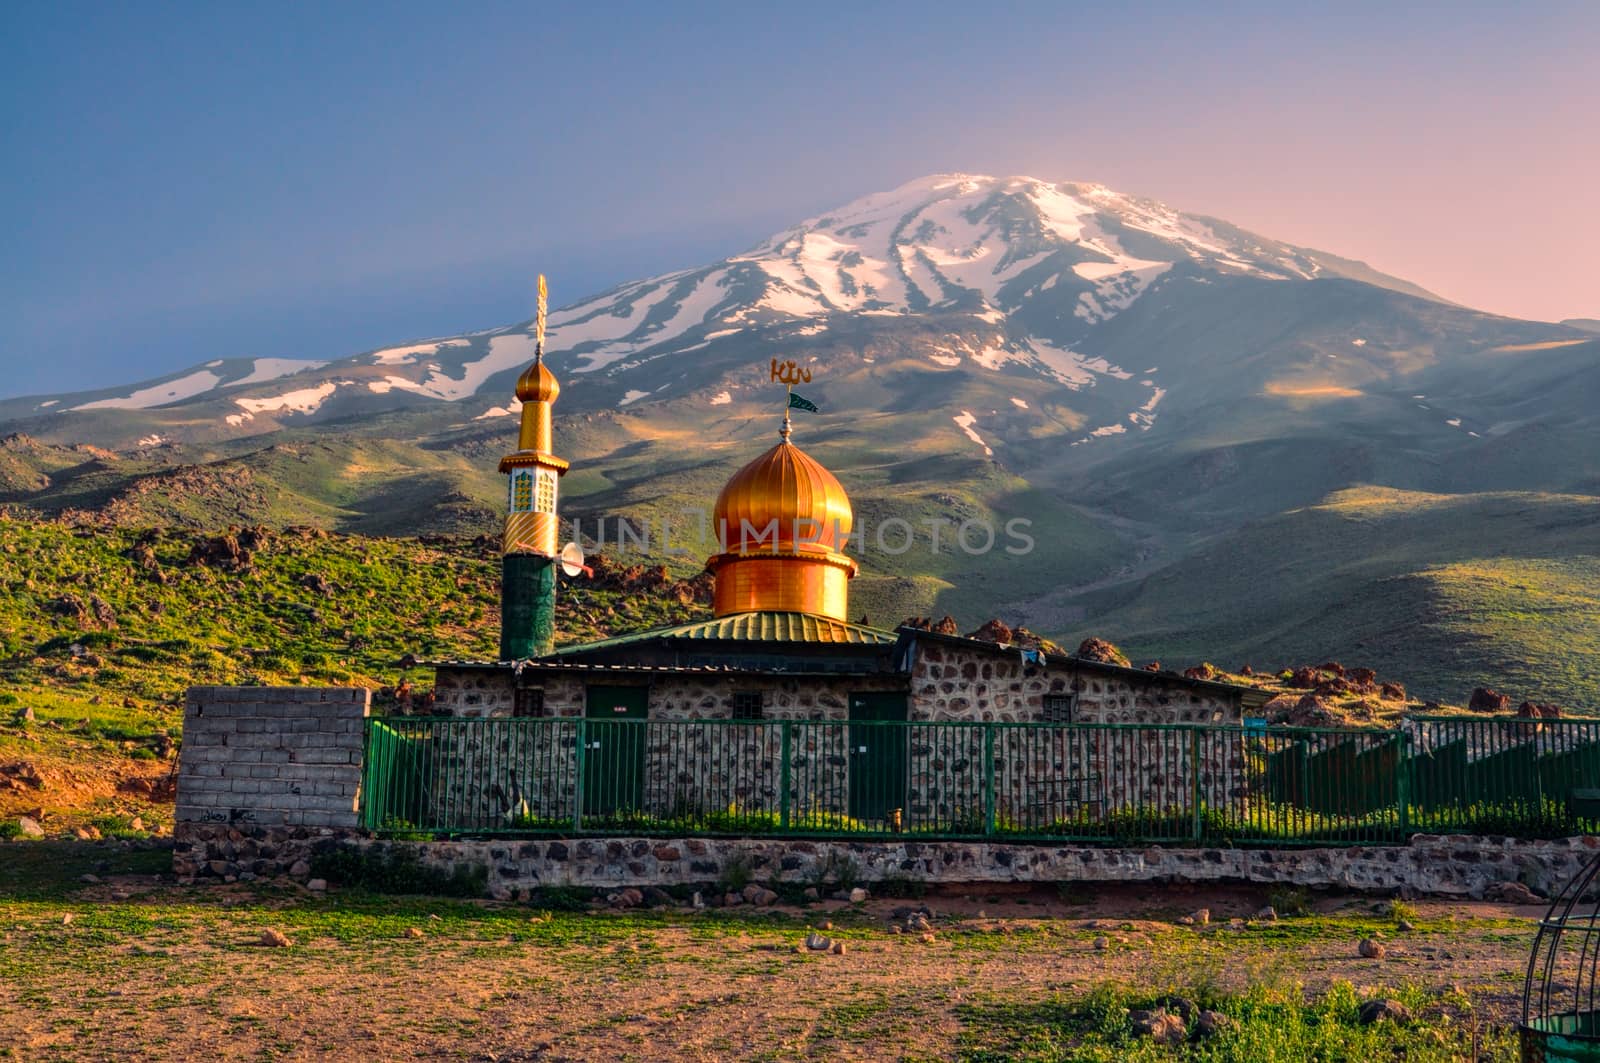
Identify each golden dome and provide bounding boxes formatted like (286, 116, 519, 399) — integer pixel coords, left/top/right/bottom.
(707, 437, 857, 619)
(515, 356, 560, 404)
(713, 440, 853, 554)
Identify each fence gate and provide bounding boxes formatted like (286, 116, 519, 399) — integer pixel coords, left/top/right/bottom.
(584, 685, 647, 815)
(849, 692, 908, 824)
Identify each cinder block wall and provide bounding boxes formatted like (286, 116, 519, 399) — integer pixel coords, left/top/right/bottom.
(176, 686, 371, 828)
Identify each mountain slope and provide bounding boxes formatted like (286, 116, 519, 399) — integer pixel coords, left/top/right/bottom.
(2, 173, 1596, 701)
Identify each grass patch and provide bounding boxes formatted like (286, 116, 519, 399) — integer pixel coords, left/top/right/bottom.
(955, 980, 1514, 1061)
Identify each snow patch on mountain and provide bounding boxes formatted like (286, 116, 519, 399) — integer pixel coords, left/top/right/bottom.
(232, 381, 339, 421)
(75, 369, 224, 411)
(369, 339, 469, 365)
(233, 358, 329, 386)
(952, 411, 993, 456)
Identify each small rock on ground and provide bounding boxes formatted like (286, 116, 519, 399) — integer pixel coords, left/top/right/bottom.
(1358, 998, 1411, 1025)
(1189, 908, 1210, 925)
(1129, 1009, 1187, 1045)
(1358, 937, 1387, 959)
(306, 879, 327, 892)
(260, 929, 291, 948)
(1194, 1009, 1233, 1038)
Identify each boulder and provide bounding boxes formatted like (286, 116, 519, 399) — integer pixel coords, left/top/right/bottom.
(260, 929, 292, 948)
(1193, 1010, 1233, 1038)
(1358, 937, 1387, 959)
(1075, 637, 1130, 667)
(1468, 687, 1511, 713)
(16, 816, 44, 838)
(1357, 999, 1410, 1025)
(1485, 881, 1542, 905)
(967, 619, 1014, 645)
(1129, 1009, 1187, 1045)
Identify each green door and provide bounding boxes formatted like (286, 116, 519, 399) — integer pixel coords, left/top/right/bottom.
(584, 685, 648, 818)
(848, 692, 908, 824)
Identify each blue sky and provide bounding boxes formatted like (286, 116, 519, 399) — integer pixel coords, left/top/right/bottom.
(2, 1, 1596, 398)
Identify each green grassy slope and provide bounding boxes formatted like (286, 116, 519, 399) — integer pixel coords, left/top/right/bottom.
(1059, 488, 1600, 705)
(0, 517, 705, 709)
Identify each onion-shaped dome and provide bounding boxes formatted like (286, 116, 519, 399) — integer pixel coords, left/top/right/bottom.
(712, 440, 853, 554)
(707, 436, 857, 620)
(515, 356, 560, 404)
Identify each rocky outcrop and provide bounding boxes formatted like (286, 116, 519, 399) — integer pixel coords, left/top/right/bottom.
(1074, 637, 1130, 667)
(1469, 687, 1512, 713)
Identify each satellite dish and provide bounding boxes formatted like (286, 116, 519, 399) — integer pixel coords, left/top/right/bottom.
(559, 541, 589, 578)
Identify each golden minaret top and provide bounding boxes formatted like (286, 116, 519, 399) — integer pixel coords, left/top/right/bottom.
(499, 274, 569, 559)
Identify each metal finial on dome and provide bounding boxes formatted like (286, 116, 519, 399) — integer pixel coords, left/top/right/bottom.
(780, 408, 792, 442)
(534, 273, 548, 360)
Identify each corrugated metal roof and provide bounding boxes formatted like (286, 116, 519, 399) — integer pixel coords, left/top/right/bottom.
(421, 659, 889, 677)
(548, 611, 897, 656)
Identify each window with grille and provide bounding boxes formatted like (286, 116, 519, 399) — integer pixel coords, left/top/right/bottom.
(536, 468, 558, 514)
(731, 691, 764, 720)
(513, 687, 545, 718)
(511, 471, 534, 512)
(1042, 693, 1076, 723)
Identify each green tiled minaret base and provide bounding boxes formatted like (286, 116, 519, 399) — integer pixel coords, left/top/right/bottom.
(500, 553, 556, 660)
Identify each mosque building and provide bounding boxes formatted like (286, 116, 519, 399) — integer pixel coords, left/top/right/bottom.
(425, 289, 1259, 823)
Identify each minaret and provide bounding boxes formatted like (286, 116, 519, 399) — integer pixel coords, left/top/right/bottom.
(497, 275, 569, 659)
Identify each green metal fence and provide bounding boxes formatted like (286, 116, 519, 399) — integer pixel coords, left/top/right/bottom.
(360, 714, 1600, 845)
(359, 715, 1600, 843)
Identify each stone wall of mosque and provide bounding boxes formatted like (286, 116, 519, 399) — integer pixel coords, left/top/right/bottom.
(419, 659, 1246, 834)
(423, 667, 909, 829)
(430, 666, 906, 721)
(905, 643, 1247, 823)
(906, 642, 1242, 724)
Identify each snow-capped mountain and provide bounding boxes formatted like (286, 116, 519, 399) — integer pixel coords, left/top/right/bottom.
(3, 173, 1455, 441)
(542, 172, 1435, 375)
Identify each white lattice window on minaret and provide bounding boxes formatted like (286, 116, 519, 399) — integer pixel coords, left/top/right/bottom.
(535, 468, 558, 514)
(511, 471, 534, 512)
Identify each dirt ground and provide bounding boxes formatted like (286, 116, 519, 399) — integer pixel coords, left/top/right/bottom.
(0, 857, 1545, 1062)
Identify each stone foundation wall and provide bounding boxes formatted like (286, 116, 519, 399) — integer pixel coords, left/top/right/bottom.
(174, 822, 1598, 901)
(176, 687, 370, 828)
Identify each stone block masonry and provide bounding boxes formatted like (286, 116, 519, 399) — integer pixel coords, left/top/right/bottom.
(176, 686, 371, 829)
(172, 822, 1600, 901)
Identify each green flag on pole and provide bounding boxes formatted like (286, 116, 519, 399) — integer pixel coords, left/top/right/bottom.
(787, 391, 820, 414)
